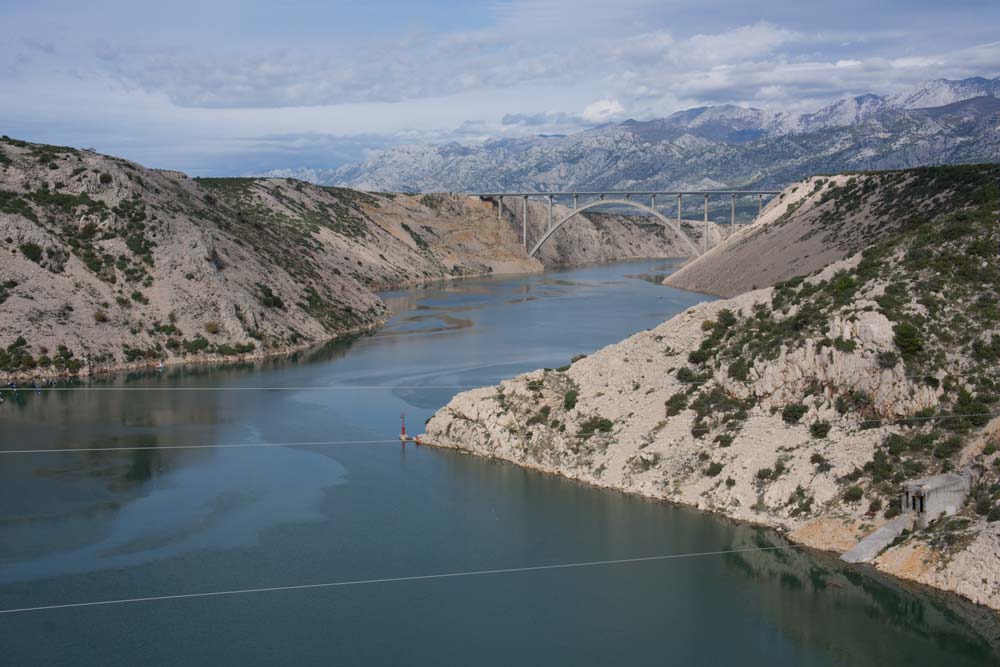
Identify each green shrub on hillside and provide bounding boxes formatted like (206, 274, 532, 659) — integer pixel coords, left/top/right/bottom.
(563, 389, 578, 410)
(665, 392, 687, 416)
(893, 322, 923, 358)
(810, 421, 831, 438)
(18, 242, 42, 263)
(256, 284, 285, 309)
(782, 403, 808, 424)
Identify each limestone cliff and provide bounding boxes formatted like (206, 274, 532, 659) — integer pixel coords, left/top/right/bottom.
(424, 163, 1000, 611)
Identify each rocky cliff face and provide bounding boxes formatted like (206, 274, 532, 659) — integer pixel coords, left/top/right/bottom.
(423, 163, 1000, 610)
(0, 137, 706, 380)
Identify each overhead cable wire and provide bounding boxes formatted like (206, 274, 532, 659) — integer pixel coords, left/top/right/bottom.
(0, 544, 803, 616)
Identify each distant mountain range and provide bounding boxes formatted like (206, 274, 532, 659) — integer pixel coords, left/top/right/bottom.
(266, 76, 1000, 192)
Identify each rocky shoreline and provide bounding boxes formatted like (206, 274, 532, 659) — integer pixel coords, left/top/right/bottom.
(419, 284, 1000, 611)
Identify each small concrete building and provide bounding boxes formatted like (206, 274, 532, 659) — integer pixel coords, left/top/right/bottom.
(901, 470, 975, 528)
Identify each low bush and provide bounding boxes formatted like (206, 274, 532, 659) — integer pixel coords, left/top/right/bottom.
(714, 433, 734, 447)
(833, 337, 857, 353)
(893, 322, 923, 358)
(18, 242, 43, 263)
(687, 349, 710, 364)
(877, 351, 899, 369)
(810, 453, 827, 467)
(810, 421, 831, 438)
(782, 403, 808, 424)
(527, 406, 551, 426)
(563, 389, 578, 410)
(664, 392, 687, 416)
(579, 416, 613, 437)
(256, 284, 284, 309)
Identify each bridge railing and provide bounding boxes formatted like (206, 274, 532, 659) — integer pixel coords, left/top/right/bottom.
(469, 190, 783, 252)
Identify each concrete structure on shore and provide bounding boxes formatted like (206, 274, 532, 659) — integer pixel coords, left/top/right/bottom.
(902, 470, 976, 528)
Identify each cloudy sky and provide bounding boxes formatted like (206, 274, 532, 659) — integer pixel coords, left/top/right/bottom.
(2, 0, 998, 175)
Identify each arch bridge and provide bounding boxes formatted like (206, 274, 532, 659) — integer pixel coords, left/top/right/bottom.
(473, 190, 782, 257)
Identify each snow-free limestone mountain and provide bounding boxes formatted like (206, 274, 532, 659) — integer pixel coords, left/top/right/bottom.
(292, 76, 1000, 193)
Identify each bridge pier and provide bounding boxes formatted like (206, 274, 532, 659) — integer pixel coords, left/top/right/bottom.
(573, 193, 578, 210)
(731, 193, 736, 231)
(703, 193, 709, 254)
(547, 195, 553, 231)
(522, 195, 527, 248)
(758, 193, 763, 217)
(498, 195, 503, 222)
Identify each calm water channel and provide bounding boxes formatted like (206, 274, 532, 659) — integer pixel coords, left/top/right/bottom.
(1, 259, 998, 666)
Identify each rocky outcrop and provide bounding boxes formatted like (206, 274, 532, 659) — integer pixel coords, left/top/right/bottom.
(423, 163, 1000, 611)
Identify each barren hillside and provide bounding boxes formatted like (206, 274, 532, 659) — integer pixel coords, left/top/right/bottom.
(665, 166, 998, 296)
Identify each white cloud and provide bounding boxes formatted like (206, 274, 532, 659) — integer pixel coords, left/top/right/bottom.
(2, 1, 999, 174)
(582, 99, 626, 122)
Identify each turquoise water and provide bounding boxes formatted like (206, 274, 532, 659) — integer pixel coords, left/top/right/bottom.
(1, 260, 997, 665)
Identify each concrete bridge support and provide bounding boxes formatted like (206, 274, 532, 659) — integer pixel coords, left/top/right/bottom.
(703, 194, 709, 254)
(521, 195, 527, 247)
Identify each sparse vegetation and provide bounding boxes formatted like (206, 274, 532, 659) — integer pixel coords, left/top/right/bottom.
(810, 421, 831, 438)
(782, 403, 808, 424)
(844, 486, 864, 503)
(18, 242, 43, 263)
(563, 389, 579, 410)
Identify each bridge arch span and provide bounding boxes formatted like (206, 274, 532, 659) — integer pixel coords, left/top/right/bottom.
(528, 198, 701, 258)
